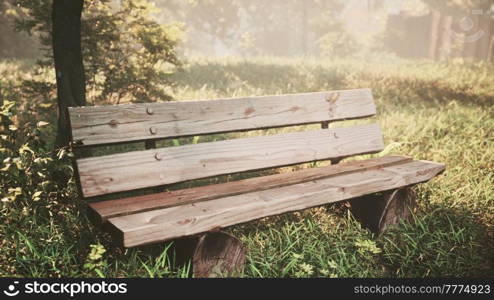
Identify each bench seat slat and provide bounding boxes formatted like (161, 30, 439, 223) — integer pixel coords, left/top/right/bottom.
(77, 124, 384, 197)
(108, 159, 445, 247)
(69, 89, 375, 146)
(88, 155, 413, 225)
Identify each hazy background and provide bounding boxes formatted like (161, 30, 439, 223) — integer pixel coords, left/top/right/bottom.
(2, 0, 493, 62)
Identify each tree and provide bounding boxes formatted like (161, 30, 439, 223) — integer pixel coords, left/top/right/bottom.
(237, 0, 353, 57)
(12, 0, 182, 148)
(154, 0, 355, 57)
(51, 0, 86, 148)
(155, 0, 240, 55)
(421, 0, 494, 60)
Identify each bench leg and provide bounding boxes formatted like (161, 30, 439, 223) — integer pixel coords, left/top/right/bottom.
(192, 231, 246, 278)
(349, 186, 417, 234)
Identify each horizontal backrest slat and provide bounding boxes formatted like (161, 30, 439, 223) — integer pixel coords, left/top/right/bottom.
(69, 89, 375, 146)
(77, 123, 384, 197)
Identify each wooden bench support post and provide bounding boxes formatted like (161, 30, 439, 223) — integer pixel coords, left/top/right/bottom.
(321, 122, 342, 165)
(192, 231, 246, 278)
(349, 186, 417, 234)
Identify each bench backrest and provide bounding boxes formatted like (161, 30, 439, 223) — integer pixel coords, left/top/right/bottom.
(69, 89, 384, 198)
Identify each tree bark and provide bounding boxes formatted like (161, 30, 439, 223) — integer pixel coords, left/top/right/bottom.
(428, 10, 441, 61)
(464, 15, 480, 59)
(438, 16, 453, 61)
(301, 1, 307, 55)
(476, 16, 490, 60)
(52, 0, 86, 149)
(489, 35, 494, 62)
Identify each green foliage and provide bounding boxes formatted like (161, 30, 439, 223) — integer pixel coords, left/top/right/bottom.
(13, 0, 182, 105)
(309, 1, 359, 57)
(0, 101, 66, 208)
(83, 244, 107, 277)
(156, 0, 241, 52)
(317, 31, 359, 58)
(81, 0, 182, 103)
(240, 0, 357, 56)
(0, 99, 82, 276)
(0, 92, 189, 277)
(157, 0, 358, 57)
(235, 213, 387, 277)
(183, 0, 240, 45)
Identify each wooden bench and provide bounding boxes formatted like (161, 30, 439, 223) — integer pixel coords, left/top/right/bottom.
(68, 88, 445, 276)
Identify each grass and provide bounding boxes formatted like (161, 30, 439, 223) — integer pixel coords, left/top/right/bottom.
(0, 56, 493, 277)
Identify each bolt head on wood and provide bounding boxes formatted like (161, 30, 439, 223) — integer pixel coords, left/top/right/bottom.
(154, 153, 162, 161)
(149, 126, 158, 135)
(109, 120, 118, 127)
(146, 107, 154, 115)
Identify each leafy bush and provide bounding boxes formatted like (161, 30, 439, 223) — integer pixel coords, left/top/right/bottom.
(13, 0, 182, 105)
(0, 90, 189, 277)
(0, 99, 86, 276)
(317, 31, 359, 58)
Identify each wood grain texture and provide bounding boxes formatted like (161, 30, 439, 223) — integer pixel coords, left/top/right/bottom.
(350, 187, 417, 233)
(88, 156, 412, 225)
(378, 187, 416, 232)
(193, 232, 245, 278)
(108, 159, 446, 247)
(77, 124, 384, 197)
(69, 89, 375, 146)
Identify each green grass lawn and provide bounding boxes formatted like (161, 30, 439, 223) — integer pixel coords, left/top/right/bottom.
(1, 57, 493, 277)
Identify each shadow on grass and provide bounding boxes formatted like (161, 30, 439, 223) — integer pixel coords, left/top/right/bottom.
(370, 77, 493, 108)
(71, 183, 493, 278)
(174, 61, 346, 94)
(174, 61, 492, 108)
(378, 200, 494, 277)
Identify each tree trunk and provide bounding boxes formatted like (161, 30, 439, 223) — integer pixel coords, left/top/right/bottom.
(490, 21, 494, 62)
(428, 10, 441, 61)
(301, 1, 307, 55)
(488, 35, 494, 62)
(52, 0, 86, 149)
(438, 16, 453, 61)
(476, 16, 490, 60)
(464, 14, 480, 59)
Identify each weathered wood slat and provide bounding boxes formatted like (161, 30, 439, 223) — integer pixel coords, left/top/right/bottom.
(108, 160, 446, 247)
(69, 89, 375, 146)
(88, 156, 412, 225)
(77, 124, 384, 197)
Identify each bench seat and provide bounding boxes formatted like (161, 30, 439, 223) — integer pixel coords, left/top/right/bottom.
(88, 156, 444, 247)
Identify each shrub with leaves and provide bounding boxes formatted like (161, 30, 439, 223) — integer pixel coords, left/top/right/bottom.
(84, 244, 107, 277)
(317, 31, 359, 58)
(13, 0, 182, 105)
(0, 100, 69, 212)
(0, 99, 89, 276)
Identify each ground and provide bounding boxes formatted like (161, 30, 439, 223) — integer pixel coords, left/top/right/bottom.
(0, 57, 493, 277)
